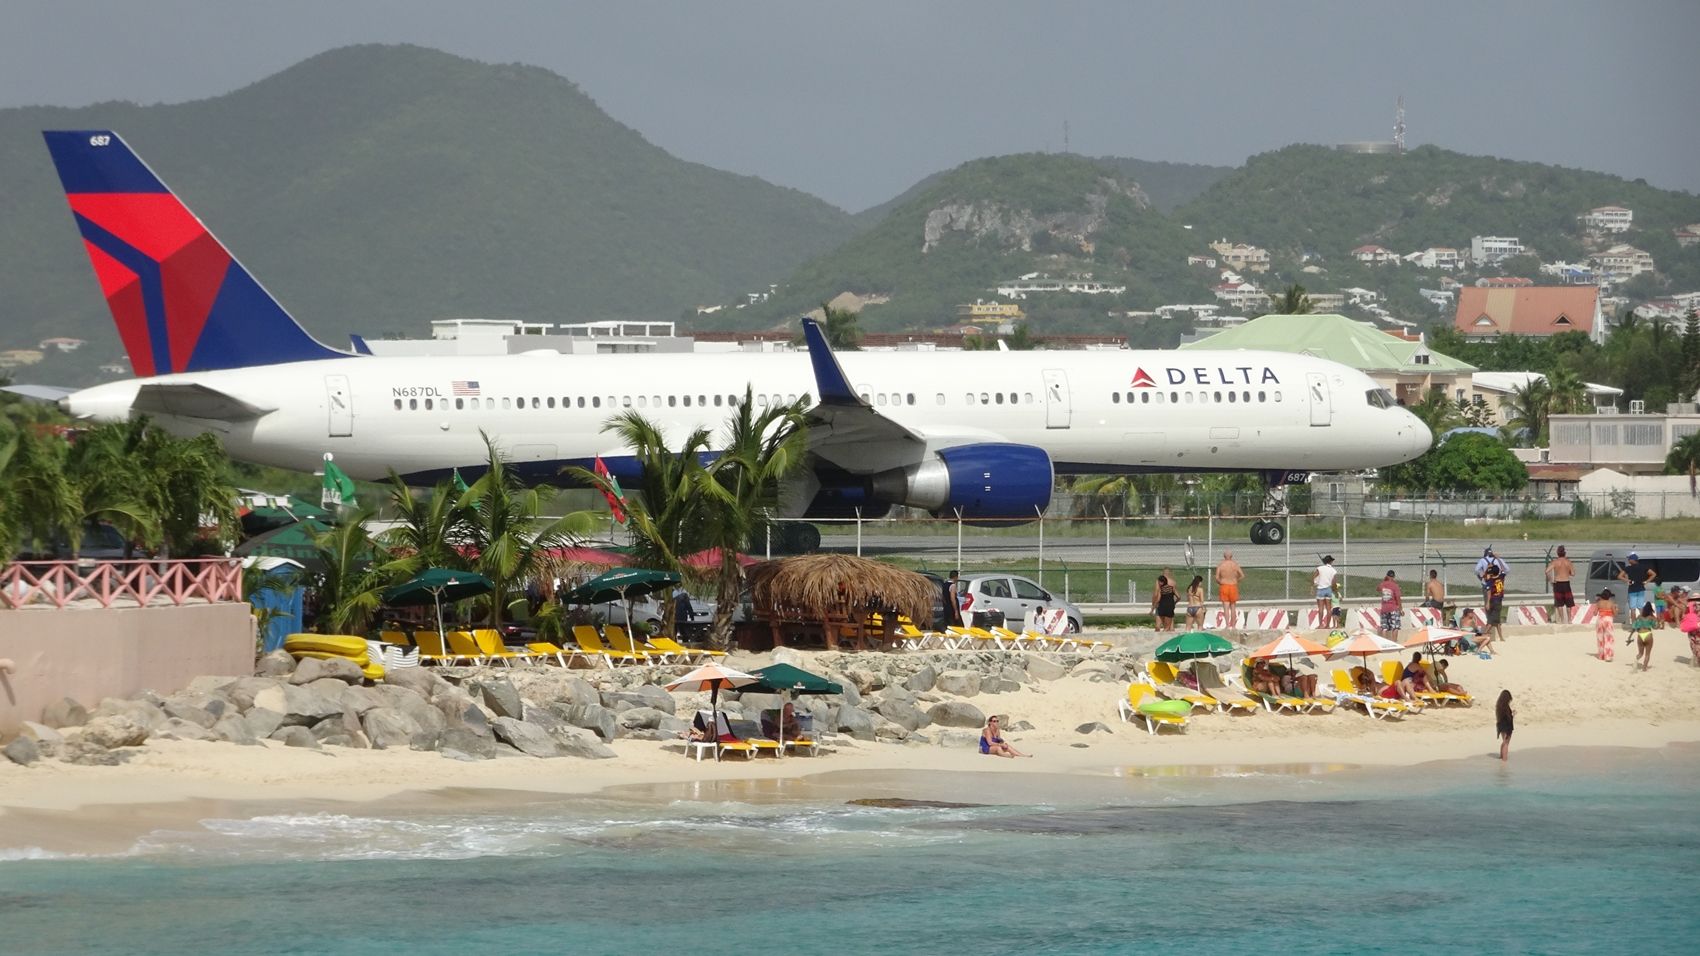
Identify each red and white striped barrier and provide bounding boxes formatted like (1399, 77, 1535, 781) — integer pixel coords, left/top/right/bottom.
(1569, 605, 1597, 625)
(1247, 608, 1290, 630)
(1353, 608, 1381, 631)
(1300, 609, 1328, 630)
(1203, 608, 1241, 630)
(1407, 607, 1442, 628)
(1513, 606, 1550, 626)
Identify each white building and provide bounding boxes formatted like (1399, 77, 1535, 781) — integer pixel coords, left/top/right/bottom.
(1212, 281, 1270, 310)
(994, 275, 1127, 298)
(1404, 247, 1462, 270)
(1589, 244, 1656, 280)
(1540, 260, 1598, 285)
(1351, 245, 1399, 264)
(1675, 225, 1700, 248)
(1207, 240, 1271, 272)
(1580, 206, 1634, 233)
(1471, 236, 1525, 263)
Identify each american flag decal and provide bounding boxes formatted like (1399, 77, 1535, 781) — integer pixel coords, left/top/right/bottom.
(451, 380, 481, 396)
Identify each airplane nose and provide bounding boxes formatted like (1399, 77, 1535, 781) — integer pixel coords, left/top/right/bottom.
(1404, 411, 1433, 459)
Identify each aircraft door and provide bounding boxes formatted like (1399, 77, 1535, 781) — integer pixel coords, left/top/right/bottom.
(325, 374, 353, 437)
(1042, 369, 1071, 428)
(1306, 372, 1332, 427)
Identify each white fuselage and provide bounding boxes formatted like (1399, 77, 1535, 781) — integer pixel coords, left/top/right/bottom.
(64, 348, 1431, 481)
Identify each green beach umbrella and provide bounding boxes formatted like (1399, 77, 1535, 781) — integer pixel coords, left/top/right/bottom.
(563, 567, 683, 636)
(382, 568, 493, 643)
(1154, 631, 1235, 663)
(232, 519, 338, 572)
(745, 663, 842, 750)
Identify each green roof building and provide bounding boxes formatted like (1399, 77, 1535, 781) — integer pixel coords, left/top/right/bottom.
(1181, 313, 1475, 406)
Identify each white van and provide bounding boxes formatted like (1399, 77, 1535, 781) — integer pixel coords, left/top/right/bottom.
(1583, 547, 1700, 617)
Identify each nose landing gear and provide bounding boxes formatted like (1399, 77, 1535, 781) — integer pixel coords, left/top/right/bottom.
(1248, 469, 1302, 545)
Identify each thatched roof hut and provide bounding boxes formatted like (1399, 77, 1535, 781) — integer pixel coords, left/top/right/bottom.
(746, 553, 935, 625)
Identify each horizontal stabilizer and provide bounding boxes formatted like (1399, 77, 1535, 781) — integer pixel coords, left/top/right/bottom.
(0, 384, 76, 403)
(133, 382, 273, 421)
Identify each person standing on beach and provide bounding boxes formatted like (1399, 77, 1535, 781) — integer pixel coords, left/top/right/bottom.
(1495, 690, 1514, 761)
(1617, 553, 1656, 626)
(1378, 570, 1403, 642)
(944, 571, 964, 628)
(1476, 547, 1508, 607)
(1632, 602, 1657, 671)
(1478, 566, 1506, 655)
(1215, 550, 1244, 628)
(1313, 556, 1337, 627)
(1422, 569, 1445, 611)
(1185, 575, 1206, 630)
(1594, 588, 1617, 661)
(1545, 546, 1575, 620)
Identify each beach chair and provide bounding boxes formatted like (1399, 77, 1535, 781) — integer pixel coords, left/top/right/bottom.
(524, 641, 590, 667)
(760, 709, 819, 755)
(412, 629, 478, 665)
(572, 625, 650, 667)
(1192, 661, 1261, 715)
(1119, 683, 1190, 736)
(687, 710, 755, 761)
(725, 717, 784, 757)
(944, 626, 988, 650)
(1381, 660, 1450, 708)
(378, 629, 412, 646)
(989, 625, 1055, 653)
(1239, 661, 1323, 714)
(472, 628, 541, 666)
(446, 629, 496, 665)
(1419, 662, 1473, 706)
(1328, 669, 1410, 719)
(647, 635, 722, 663)
(1142, 661, 1218, 713)
(605, 624, 668, 663)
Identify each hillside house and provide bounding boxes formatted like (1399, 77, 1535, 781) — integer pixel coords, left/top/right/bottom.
(1351, 245, 1399, 264)
(1675, 225, 1700, 248)
(1212, 281, 1270, 310)
(1580, 206, 1634, 233)
(1589, 244, 1656, 280)
(1470, 235, 1525, 263)
(955, 300, 1025, 324)
(1454, 286, 1603, 343)
(1208, 241, 1271, 272)
(1404, 247, 1461, 270)
(1186, 255, 1217, 267)
(1476, 276, 1534, 288)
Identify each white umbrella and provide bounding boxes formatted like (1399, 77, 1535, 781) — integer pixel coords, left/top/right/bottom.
(664, 663, 759, 756)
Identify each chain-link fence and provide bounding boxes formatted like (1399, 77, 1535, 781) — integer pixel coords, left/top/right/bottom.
(757, 510, 1611, 608)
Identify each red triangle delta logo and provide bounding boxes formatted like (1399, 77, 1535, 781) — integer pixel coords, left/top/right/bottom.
(1130, 367, 1156, 388)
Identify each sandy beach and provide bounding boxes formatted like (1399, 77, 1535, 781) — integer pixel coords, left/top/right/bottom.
(4, 622, 1698, 855)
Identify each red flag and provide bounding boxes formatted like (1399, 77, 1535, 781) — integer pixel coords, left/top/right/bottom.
(593, 456, 628, 524)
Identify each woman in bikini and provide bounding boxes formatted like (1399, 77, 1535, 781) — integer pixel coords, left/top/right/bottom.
(979, 716, 1028, 758)
(1185, 575, 1205, 630)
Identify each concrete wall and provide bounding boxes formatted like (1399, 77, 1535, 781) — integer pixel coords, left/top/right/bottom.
(1576, 468, 1700, 518)
(0, 603, 255, 737)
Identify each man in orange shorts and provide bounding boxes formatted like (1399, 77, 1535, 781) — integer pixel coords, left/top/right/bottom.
(1216, 550, 1244, 628)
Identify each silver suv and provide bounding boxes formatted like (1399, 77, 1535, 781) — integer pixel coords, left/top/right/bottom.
(959, 574, 1083, 634)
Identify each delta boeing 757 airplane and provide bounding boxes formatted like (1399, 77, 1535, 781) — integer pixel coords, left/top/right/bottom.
(33, 130, 1429, 546)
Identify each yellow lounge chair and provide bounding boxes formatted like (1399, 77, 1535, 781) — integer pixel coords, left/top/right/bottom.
(525, 641, 578, 667)
(412, 630, 478, 665)
(445, 629, 497, 665)
(1193, 661, 1261, 715)
(1381, 660, 1450, 708)
(378, 630, 412, 647)
(991, 625, 1062, 653)
(648, 635, 723, 662)
(726, 717, 784, 757)
(472, 628, 541, 666)
(572, 625, 649, 667)
(1119, 683, 1190, 736)
(1329, 669, 1410, 719)
(895, 622, 945, 651)
(1144, 661, 1220, 713)
(604, 625, 665, 663)
(688, 710, 755, 761)
(1241, 661, 1335, 714)
(1420, 661, 1473, 706)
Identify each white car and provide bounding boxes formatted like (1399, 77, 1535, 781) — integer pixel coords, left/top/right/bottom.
(959, 574, 1083, 633)
(592, 594, 717, 638)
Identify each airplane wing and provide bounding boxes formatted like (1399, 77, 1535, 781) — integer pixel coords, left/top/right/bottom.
(132, 382, 274, 421)
(799, 318, 930, 473)
(0, 384, 76, 403)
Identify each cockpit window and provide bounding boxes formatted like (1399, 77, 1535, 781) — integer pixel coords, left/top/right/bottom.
(1365, 388, 1397, 409)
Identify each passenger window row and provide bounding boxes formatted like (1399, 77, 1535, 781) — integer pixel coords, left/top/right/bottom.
(1111, 390, 1282, 405)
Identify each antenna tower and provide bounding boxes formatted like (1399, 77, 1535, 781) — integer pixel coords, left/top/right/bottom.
(1063, 119, 1070, 153)
(1393, 95, 1406, 153)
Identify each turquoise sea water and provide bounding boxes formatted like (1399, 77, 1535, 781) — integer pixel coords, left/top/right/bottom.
(3, 747, 1697, 955)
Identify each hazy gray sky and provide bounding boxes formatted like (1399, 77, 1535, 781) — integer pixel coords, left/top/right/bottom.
(4, 1, 1696, 211)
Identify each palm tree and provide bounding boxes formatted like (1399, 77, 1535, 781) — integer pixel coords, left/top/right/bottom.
(694, 387, 811, 649)
(0, 427, 79, 558)
(1272, 284, 1313, 315)
(461, 433, 596, 628)
(310, 507, 400, 634)
(380, 473, 473, 575)
(1667, 432, 1700, 495)
(1544, 368, 1588, 416)
(820, 302, 863, 350)
(1409, 391, 1463, 436)
(1502, 378, 1552, 447)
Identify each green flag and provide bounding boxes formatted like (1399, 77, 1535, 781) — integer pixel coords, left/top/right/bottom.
(321, 458, 357, 508)
(452, 468, 470, 495)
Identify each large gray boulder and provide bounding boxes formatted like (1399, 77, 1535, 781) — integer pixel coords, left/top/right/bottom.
(93, 698, 168, 732)
(338, 684, 384, 717)
(255, 648, 297, 677)
(873, 717, 911, 741)
(156, 717, 217, 742)
(1024, 656, 1068, 682)
(212, 715, 260, 746)
(361, 708, 423, 749)
(438, 727, 498, 760)
(3, 737, 40, 766)
(76, 714, 149, 749)
(381, 666, 449, 701)
(492, 717, 561, 758)
(311, 711, 363, 743)
(270, 725, 320, 748)
(554, 676, 601, 710)
(834, 704, 877, 741)
(161, 698, 219, 729)
(874, 697, 931, 732)
(223, 677, 282, 712)
(732, 691, 784, 715)
(831, 675, 862, 708)
(253, 685, 344, 727)
(18, 721, 64, 757)
(1000, 664, 1030, 685)
(556, 702, 618, 741)
(552, 725, 616, 759)
(243, 707, 286, 740)
(616, 707, 669, 731)
(40, 697, 88, 729)
(926, 700, 986, 728)
(934, 670, 982, 698)
(604, 685, 676, 715)
(904, 665, 938, 693)
(474, 679, 525, 720)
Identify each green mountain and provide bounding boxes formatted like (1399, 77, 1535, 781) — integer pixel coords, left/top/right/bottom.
(0, 44, 857, 367)
(731, 153, 1214, 341)
(1176, 144, 1700, 293)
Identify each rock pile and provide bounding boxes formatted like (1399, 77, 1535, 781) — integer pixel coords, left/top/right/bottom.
(1, 645, 1143, 766)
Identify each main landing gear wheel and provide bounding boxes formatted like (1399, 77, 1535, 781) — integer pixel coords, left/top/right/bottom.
(1250, 520, 1285, 545)
(776, 523, 822, 554)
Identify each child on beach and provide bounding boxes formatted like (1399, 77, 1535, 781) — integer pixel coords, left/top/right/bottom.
(1631, 603, 1657, 671)
(1496, 690, 1514, 761)
(1594, 589, 1616, 661)
(1682, 603, 1700, 669)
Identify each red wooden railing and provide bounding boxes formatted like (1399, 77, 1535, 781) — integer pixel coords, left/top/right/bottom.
(0, 558, 244, 610)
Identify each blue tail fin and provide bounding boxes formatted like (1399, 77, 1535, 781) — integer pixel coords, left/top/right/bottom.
(42, 130, 348, 376)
